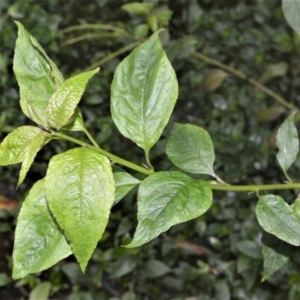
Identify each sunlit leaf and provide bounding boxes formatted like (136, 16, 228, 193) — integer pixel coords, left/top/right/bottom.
(45, 147, 115, 271)
(114, 171, 140, 205)
(111, 31, 178, 156)
(13, 180, 72, 279)
(61, 109, 85, 132)
(46, 68, 99, 130)
(276, 114, 299, 177)
(166, 123, 215, 176)
(18, 130, 49, 186)
(256, 195, 300, 246)
(282, 0, 300, 37)
(13, 21, 64, 127)
(0, 126, 45, 166)
(126, 171, 212, 247)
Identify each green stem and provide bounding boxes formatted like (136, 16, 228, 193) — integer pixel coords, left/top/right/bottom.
(82, 128, 100, 149)
(210, 182, 300, 192)
(53, 132, 154, 176)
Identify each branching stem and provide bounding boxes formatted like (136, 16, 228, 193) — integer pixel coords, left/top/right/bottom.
(53, 132, 154, 176)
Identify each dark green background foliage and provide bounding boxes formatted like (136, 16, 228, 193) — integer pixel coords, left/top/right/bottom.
(1, 0, 300, 299)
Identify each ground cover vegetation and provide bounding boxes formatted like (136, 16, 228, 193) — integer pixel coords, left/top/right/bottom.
(1, 1, 300, 299)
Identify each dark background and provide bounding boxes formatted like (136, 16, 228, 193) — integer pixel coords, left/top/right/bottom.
(1, 0, 300, 299)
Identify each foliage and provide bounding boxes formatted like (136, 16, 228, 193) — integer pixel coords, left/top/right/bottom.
(2, 0, 300, 299)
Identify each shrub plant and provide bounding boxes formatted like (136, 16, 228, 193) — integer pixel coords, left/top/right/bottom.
(1, 1, 300, 288)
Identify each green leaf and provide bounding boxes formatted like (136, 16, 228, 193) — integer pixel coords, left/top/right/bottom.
(0, 126, 45, 166)
(122, 2, 154, 16)
(13, 22, 64, 127)
(144, 259, 171, 278)
(29, 282, 51, 300)
(126, 171, 212, 248)
(114, 171, 140, 205)
(12, 180, 72, 279)
(261, 243, 288, 282)
(18, 130, 49, 186)
(45, 147, 115, 271)
(282, 0, 300, 37)
(256, 195, 300, 246)
(276, 114, 299, 177)
(292, 195, 300, 220)
(111, 31, 178, 155)
(166, 123, 216, 176)
(46, 68, 99, 130)
(202, 68, 227, 92)
(110, 255, 138, 278)
(61, 109, 85, 132)
(259, 62, 288, 84)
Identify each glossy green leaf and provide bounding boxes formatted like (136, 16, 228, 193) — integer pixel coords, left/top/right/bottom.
(45, 147, 115, 271)
(18, 130, 49, 185)
(166, 123, 216, 176)
(46, 68, 99, 130)
(261, 244, 288, 282)
(12, 180, 72, 279)
(13, 22, 64, 127)
(0, 126, 45, 166)
(114, 171, 140, 205)
(282, 0, 300, 37)
(126, 171, 212, 248)
(276, 114, 299, 176)
(111, 31, 178, 155)
(256, 195, 300, 246)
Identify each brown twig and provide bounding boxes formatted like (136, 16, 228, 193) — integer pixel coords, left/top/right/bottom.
(192, 51, 294, 110)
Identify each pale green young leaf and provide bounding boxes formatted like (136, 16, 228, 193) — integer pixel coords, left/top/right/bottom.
(111, 31, 178, 155)
(12, 179, 72, 279)
(125, 171, 212, 248)
(256, 195, 300, 246)
(46, 68, 99, 130)
(276, 114, 299, 177)
(122, 2, 154, 15)
(282, 0, 300, 37)
(0, 126, 45, 166)
(18, 131, 49, 186)
(114, 171, 140, 205)
(61, 109, 85, 132)
(166, 123, 215, 176)
(45, 147, 115, 271)
(261, 244, 288, 282)
(13, 22, 64, 127)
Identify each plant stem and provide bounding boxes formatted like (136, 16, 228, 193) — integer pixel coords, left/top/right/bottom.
(82, 128, 100, 149)
(210, 182, 300, 192)
(85, 40, 142, 71)
(192, 51, 294, 110)
(53, 132, 154, 176)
